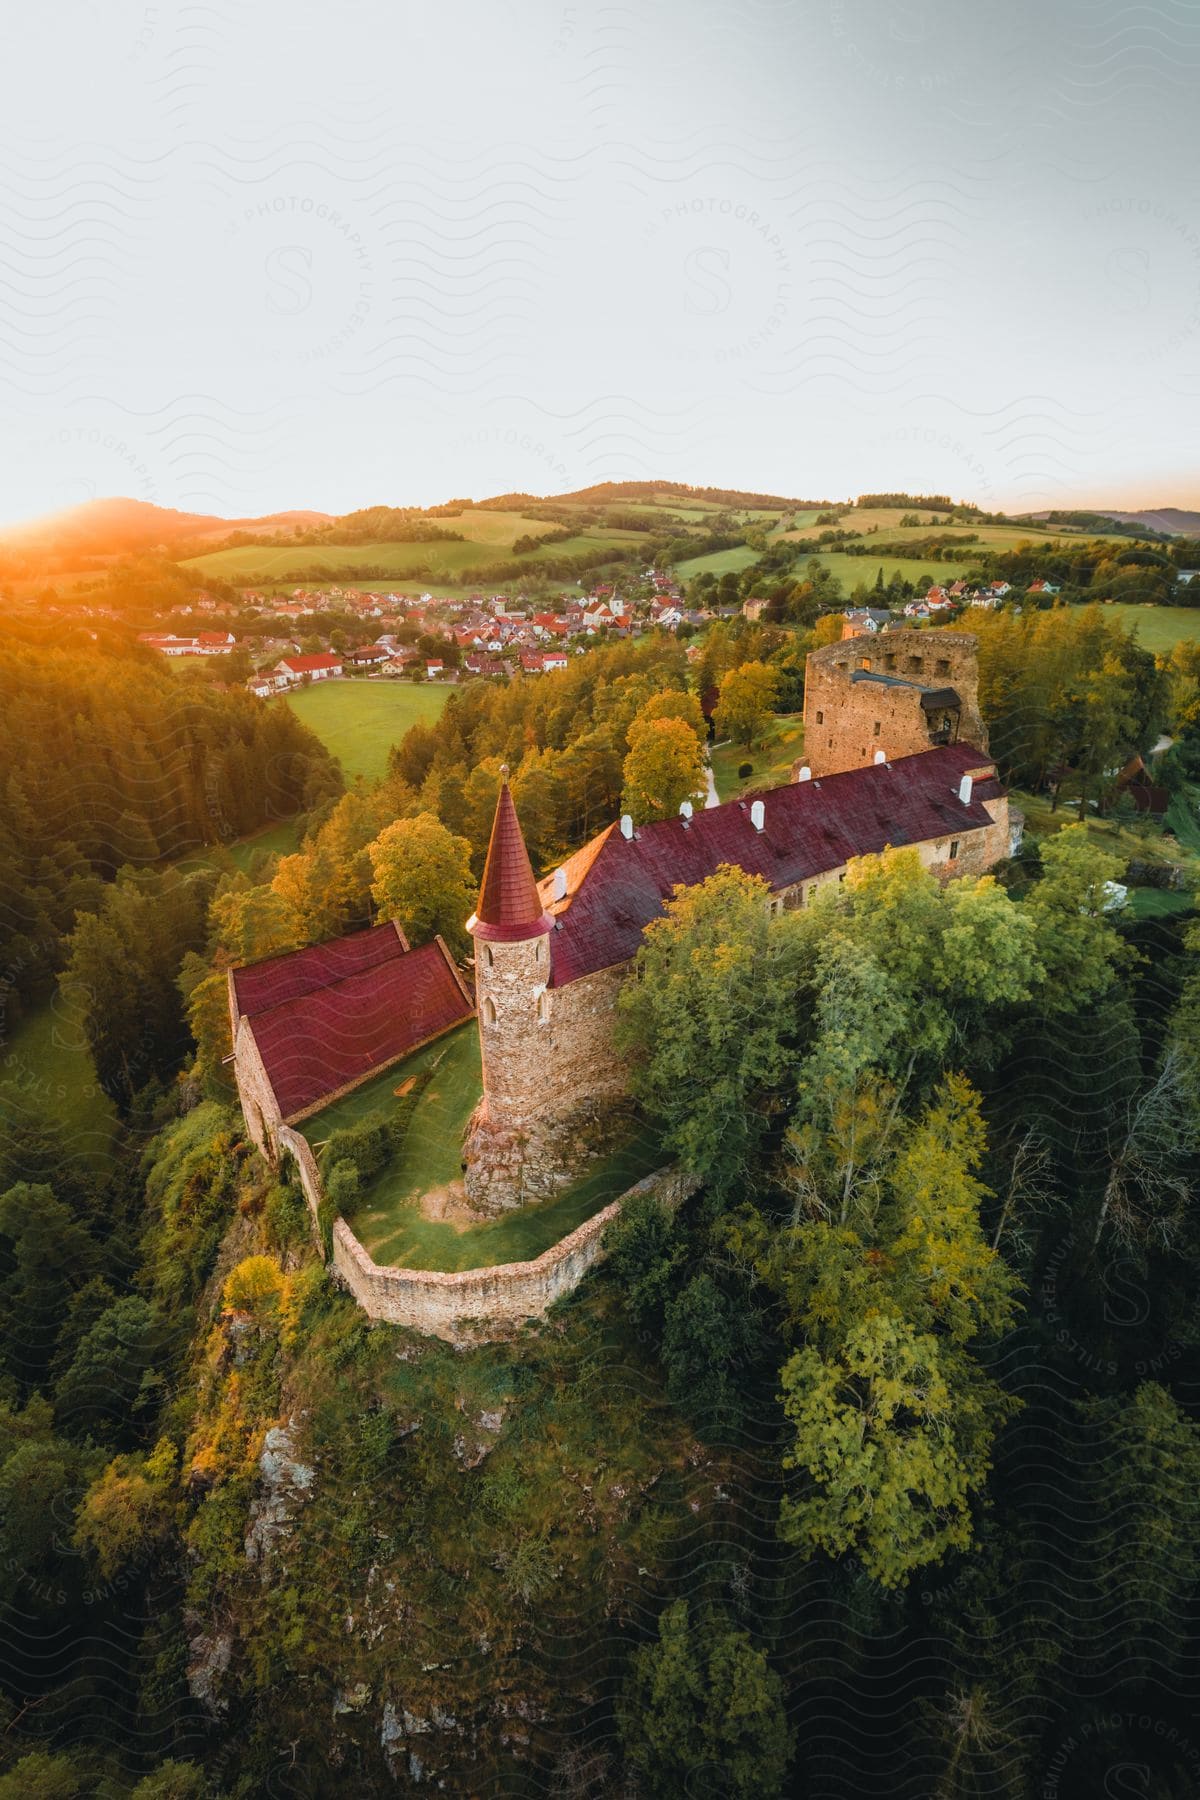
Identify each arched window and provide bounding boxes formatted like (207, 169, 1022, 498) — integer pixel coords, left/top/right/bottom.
(484, 945, 494, 969)
(482, 997, 497, 1025)
(537, 991, 550, 1024)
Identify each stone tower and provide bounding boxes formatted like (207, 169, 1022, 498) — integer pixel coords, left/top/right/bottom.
(798, 628, 987, 780)
(462, 769, 556, 1214)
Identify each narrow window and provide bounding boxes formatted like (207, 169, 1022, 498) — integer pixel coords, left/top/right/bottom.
(815, 710, 823, 725)
(858, 656, 871, 671)
(936, 658, 950, 677)
(482, 997, 497, 1025)
(537, 991, 550, 1023)
(484, 945, 494, 969)
(949, 839, 960, 860)
(873, 721, 881, 737)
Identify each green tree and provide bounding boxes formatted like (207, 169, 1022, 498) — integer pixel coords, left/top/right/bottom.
(713, 661, 780, 747)
(616, 867, 800, 1195)
(621, 714, 705, 823)
(618, 1598, 794, 1798)
(0, 1752, 81, 1800)
(368, 810, 476, 954)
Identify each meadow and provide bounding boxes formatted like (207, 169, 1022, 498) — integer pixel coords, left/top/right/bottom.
(1098, 603, 1200, 655)
(281, 678, 449, 781)
(711, 713, 805, 799)
(181, 507, 643, 584)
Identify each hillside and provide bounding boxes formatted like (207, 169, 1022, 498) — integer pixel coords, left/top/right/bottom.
(0, 497, 334, 557)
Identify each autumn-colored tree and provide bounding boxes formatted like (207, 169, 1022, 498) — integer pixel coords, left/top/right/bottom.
(713, 660, 780, 747)
(630, 686, 708, 749)
(74, 1436, 178, 1582)
(621, 715, 706, 823)
(368, 810, 476, 954)
(210, 882, 303, 965)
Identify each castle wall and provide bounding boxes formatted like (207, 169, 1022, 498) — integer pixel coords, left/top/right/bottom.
(331, 1165, 701, 1345)
(801, 629, 987, 779)
(232, 1019, 281, 1163)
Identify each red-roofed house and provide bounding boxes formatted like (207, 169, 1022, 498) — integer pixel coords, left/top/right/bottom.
(230, 923, 473, 1161)
(273, 653, 342, 686)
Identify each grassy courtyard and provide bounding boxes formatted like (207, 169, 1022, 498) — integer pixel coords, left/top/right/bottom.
(711, 713, 805, 800)
(304, 1022, 666, 1271)
(281, 679, 449, 781)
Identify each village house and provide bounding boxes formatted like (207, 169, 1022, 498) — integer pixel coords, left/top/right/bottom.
(272, 652, 343, 688)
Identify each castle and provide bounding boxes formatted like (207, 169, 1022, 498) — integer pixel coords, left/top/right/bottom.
(232, 628, 1016, 1231)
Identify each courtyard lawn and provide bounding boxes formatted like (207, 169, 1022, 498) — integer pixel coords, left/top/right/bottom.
(0, 991, 120, 1176)
(281, 679, 448, 782)
(710, 713, 805, 800)
(1126, 887, 1196, 920)
(304, 1022, 666, 1271)
(175, 815, 304, 878)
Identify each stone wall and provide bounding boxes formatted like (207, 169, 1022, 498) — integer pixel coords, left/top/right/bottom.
(232, 1019, 282, 1163)
(801, 629, 987, 779)
(332, 1165, 701, 1345)
(276, 1123, 325, 1245)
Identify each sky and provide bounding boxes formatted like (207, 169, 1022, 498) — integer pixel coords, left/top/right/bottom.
(2, 0, 1199, 524)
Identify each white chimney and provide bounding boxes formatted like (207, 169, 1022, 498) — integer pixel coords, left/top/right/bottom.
(553, 866, 567, 900)
(874, 749, 887, 764)
(798, 765, 812, 782)
(679, 799, 693, 825)
(620, 813, 634, 840)
(958, 774, 973, 806)
(750, 799, 765, 832)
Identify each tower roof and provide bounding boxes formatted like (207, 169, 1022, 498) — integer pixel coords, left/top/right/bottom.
(468, 770, 553, 942)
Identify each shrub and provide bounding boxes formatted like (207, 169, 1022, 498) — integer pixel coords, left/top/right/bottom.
(738, 761, 753, 779)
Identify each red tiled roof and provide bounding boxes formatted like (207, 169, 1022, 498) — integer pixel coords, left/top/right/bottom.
(538, 744, 1005, 986)
(240, 935, 472, 1120)
(231, 922, 406, 1019)
(279, 653, 341, 674)
(469, 777, 553, 943)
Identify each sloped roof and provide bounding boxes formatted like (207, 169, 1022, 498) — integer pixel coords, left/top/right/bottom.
(231, 922, 405, 1020)
(537, 744, 1005, 986)
(469, 778, 553, 943)
(240, 934, 472, 1120)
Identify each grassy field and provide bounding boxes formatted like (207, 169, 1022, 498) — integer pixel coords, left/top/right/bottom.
(1, 990, 120, 1175)
(306, 1023, 666, 1270)
(675, 545, 761, 581)
(281, 679, 448, 782)
(1097, 604, 1200, 655)
(182, 508, 643, 584)
(711, 713, 805, 799)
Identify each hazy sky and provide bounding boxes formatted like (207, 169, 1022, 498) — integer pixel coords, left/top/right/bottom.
(3, 0, 1199, 522)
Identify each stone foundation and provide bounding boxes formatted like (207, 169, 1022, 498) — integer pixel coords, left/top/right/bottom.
(462, 1093, 635, 1215)
(331, 1164, 700, 1344)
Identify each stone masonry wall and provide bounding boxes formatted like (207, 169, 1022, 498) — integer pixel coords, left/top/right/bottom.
(332, 1165, 701, 1344)
(801, 629, 987, 779)
(232, 1019, 282, 1163)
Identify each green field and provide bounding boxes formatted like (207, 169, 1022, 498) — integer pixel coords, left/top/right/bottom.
(182, 508, 642, 584)
(711, 713, 805, 800)
(675, 545, 761, 581)
(281, 680, 449, 782)
(305, 1023, 666, 1270)
(1097, 604, 1200, 656)
(0, 990, 120, 1175)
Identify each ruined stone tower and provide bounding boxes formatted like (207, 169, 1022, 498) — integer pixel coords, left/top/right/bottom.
(799, 627, 987, 781)
(462, 769, 556, 1214)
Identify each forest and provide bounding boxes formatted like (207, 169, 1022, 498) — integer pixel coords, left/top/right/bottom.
(0, 614, 1198, 1796)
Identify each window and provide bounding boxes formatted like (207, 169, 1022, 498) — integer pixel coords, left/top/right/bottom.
(828, 737, 834, 748)
(484, 945, 493, 969)
(858, 656, 871, 671)
(935, 658, 950, 677)
(482, 997, 497, 1025)
(949, 839, 960, 860)
(884, 654, 896, 670)
(783, 887, 803, 910)
(537, 991, 551, 1024)
(815, 710, 823, 725)
(906, 656, 924, 674)
(873, 721, 881, 736)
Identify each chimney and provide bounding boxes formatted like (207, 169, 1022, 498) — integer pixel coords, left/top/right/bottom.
(620, 813, 634, 840)
(552, 866, 567, 900)
(958, 774, 973, 806)
(750, 799, 765, 832)
(874, 749, 887, 764)
(679, 799, 693, 825)
(798, 765, 812, 782)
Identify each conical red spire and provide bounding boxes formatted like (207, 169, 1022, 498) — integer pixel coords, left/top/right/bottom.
(468, 768, 552, 942)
